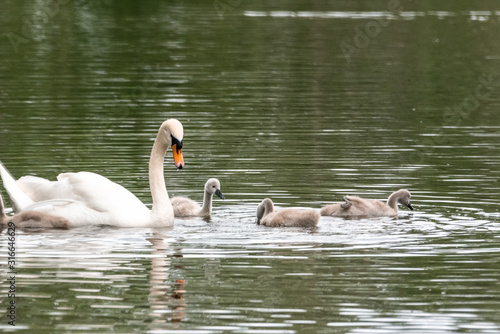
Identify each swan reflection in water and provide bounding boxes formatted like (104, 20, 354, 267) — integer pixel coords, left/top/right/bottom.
(147, 234, 186, 326)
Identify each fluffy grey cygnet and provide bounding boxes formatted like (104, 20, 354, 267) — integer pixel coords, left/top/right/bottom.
(320, 189, 413, 218)
(171, 178, 225, 217)
(256, 198, 320, 228)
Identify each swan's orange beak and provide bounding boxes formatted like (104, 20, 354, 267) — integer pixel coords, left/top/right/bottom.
(172, 144, 184, 169)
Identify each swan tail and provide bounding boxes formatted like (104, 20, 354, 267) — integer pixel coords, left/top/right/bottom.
(0, 160, 35, 211)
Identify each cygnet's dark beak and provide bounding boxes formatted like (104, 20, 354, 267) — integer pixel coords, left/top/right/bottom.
(407, 203, 414, 210)
(215, 189, 225, 200)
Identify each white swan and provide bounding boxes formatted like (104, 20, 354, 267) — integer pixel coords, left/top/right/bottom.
(171, 178, 225, 217)
(0, 119, 185, 227)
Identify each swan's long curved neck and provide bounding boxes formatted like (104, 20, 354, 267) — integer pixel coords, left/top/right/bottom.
(257, 199, 274, 220)
(386, 192, 399, 210)
(264, 200, 274, 215)
(200, 190, 212, 216)
(149, 138, 172, 217)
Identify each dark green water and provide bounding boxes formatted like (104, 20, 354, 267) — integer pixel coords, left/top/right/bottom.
(1, 1, 500, 333)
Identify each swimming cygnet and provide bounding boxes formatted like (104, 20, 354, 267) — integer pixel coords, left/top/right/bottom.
(256, 198, 320, 228)
(320, 189, 414, 218)
(171, 178, 225, 217)
(0, 193, 70, 229)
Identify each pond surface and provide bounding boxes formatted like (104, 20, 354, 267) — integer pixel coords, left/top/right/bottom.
(1, 1, 500, 333)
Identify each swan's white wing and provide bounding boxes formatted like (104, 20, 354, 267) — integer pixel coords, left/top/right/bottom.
(20, 198, 107, 227)
(16, 175, 68, 202)
(0, 161, 35, 211)
(20, 171, 148, 211)
(21, 198, 81, 211)
(18, 172, 151, 227)
(60, 172, 149, 213)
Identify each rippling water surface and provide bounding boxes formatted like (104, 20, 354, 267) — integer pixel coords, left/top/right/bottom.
(1, 1, 500, 333)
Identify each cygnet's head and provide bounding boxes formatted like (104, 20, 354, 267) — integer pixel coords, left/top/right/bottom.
(205, 178, 225, 199)
(256, 198, 274, 224)
(396, 189, 413, 210)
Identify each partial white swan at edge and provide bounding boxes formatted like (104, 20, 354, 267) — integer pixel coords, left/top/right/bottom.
(0, 119, 185, 228)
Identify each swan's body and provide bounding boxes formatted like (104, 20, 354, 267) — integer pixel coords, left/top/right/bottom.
(320, 189, 413, 218)
(0, 119, 185, 228)
(171, 178, 225, 217)
(0, 193, 70, 229)
(256, 198, 320, 228)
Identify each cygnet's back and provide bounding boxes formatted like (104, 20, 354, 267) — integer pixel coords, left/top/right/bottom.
(171, 198, 201, 217)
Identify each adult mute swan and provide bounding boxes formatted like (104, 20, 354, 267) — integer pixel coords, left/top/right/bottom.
(0, 119, 185, 228)
(0, 192, 70, 229)
(171, 178, 225, 217)
(320, 189, 414, 218)
(256, 198, 320, 228)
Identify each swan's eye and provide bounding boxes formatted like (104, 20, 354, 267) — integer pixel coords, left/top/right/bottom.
(171, 135, 183, 152)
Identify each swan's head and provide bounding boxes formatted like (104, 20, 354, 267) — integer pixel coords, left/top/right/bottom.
(161, 119, 184, 169)
(256, 198, 274, 224)
(396, 189, 413, 210)
(205, 178, 225, 200)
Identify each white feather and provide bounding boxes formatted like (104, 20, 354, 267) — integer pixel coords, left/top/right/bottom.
(0, 161, 35, 210)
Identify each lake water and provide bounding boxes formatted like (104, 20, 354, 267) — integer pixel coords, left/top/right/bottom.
(1, 1, 500, 333)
